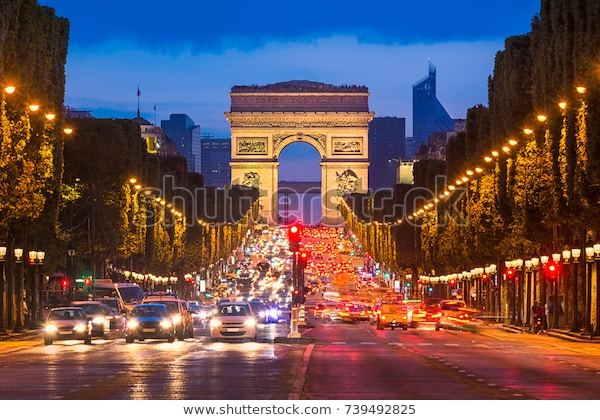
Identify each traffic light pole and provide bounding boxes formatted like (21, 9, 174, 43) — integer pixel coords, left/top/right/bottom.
(288, 251, 301, 339)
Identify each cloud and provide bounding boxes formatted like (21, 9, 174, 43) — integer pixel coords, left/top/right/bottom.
(65, 36, 502, 135)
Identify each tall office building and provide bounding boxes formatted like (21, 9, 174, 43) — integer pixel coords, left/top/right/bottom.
(412, 62, 454, 148)
(201, 135, 231, 187)
(161, 114, 201, 173)
(368, 116, 406, 191)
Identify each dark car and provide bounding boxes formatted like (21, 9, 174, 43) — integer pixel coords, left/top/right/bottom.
(125, 304, 176, 343)
(71, 301, 120, 337)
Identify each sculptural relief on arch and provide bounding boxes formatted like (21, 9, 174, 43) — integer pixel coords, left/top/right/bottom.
(226, 80, 373, 225)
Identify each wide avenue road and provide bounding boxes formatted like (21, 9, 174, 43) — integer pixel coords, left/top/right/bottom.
(1, 321, 600, 399)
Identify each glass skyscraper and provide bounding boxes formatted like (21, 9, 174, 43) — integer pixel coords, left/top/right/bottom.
(201, 137, 231, 187)
(412, 62, 453, 147)
(161, 113, 201, 173)
(368, 117, 406, 191)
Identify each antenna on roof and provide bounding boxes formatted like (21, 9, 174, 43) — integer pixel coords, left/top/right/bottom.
(136, 84, 141, 118)
(153, 103, 157, 126)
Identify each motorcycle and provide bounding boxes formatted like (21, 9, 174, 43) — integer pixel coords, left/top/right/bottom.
(532, 315, 544, 334)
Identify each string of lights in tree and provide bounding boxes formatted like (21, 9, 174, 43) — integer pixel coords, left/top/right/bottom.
(339, 199, 403, 227)
(127, 177, 185, 221)
(2, 84, 74, 135)
(409, 84, 587, 221)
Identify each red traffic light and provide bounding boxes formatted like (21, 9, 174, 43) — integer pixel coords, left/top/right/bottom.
(290, 225, 299, 234)
(84, 277, 92, 287)
(61, 278, 69, 289)
(506, 269, 515, 278)
(546, 263, 559, 279)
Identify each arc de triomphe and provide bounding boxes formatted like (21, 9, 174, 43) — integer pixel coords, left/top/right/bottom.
(226, 80, 373, 225)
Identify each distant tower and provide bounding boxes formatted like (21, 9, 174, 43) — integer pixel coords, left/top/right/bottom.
(412, 62, 453, 147)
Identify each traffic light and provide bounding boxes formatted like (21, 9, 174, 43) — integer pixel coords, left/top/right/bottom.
(545, 262, 559, 280)
(288, 223, 301, 252)
(292, 286, 305, 304)
(506, 268, 515, 280)
(60, 278, 69, 290)
(84, 276, 92, 287)
(297, 249, 309, 270)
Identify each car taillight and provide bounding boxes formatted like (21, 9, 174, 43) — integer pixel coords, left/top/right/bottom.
(381, 315, 386, 320)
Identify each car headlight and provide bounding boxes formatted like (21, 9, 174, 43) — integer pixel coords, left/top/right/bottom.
(45, 324, 58, 334)
(160, 320, 172, 329)
(244, 318, 257, 328)
(209, 319, 222, 329)
(172, 314, 182, 325)
(73, 323, 87, 333)
(199, 311, 208, 319)
(270, 309, 278, 318)
(259, 310, 266, 318)
(92, 316, 105, 325)
(127, 320, 139, 330)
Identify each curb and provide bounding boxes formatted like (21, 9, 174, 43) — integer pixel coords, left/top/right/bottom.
(0, 330, 42, 342)
(500, 325, 599, 343)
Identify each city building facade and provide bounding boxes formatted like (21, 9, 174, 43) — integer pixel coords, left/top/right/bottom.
(161, 113, 201, 173)
(368, 116, 406, 191)
(201, 135, 231, 187)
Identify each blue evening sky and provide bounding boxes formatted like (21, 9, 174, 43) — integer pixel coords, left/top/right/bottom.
(42, 0, 540, 180)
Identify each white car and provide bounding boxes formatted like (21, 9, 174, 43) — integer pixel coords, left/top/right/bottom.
(210, 302, 257, 341)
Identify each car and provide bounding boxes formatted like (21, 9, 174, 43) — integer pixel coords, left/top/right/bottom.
(439, 300, 476, 327)
(376, 303, 411, 330)
(71, 300, 123, 337)
(43, 307, 92, 345)
(339, 303, 370, 322)
(92, 281, 144, 314)
(209, 302, 257, 341)
(125, 304, 176, 343)
(313, 303, 327, 319)
(143, 295, 193, 340)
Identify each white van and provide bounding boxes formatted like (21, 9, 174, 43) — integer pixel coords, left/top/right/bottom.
(92, 280, 144, 314)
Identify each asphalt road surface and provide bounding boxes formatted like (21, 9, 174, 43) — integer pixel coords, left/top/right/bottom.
(2, 320, 600, 399)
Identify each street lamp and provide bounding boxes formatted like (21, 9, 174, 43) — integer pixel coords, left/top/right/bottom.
(0, 246, 6, 334)
(594, 243, 600, 336)
(4, 85, 16, 95)
(13, 248, 24, 332)
(584, 246, 594, 334)
(571, 247, 582, 332)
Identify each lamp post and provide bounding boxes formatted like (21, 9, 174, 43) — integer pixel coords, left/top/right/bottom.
(27, 250, 37, 328)
(505, 260, 515, 324)
(531, 257, 540, 307)
(0, 246, 6, 334)
(584, 246, 594, 335)
(514, 259, 524, 326)
(36, 251, 45, 321)
(67, 248, 75, 302)
(570, 248, 581, 332)
(554, 252, 564, 329)
(593, 243, 600, 336)
(13, 248, 24, 332)
(524, 259, 532, 327)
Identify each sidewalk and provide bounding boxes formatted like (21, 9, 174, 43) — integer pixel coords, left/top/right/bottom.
(501, 324, 600, 343)
(0, 328, 42, 342)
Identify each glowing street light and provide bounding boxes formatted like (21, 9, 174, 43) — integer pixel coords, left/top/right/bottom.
(508, 139, 518, 146)
(129, 178, 137, 184)
(536, 114, 547, 123)
(44, 113, 56, 121)
(28, 104, 40, 112)
(523, 128, 533, 135)
(576, 86, 586, 94)
(4, 85, 16, 95)
(62, 127, 73, 135)
(558, 101, 567, 110)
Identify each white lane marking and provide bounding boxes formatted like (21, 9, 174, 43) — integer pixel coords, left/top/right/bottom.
(513, 393, 524, 397)
(444, 343, 459, 347)
(458, 370, 466, 373)
(417, 342, 433, 346)
(288, 343, 315, 399)
(476, 379, 485, 382)
(331, 341, 346, 345)
(389, 342, 405, 347)
(487, 383, 497, 387)
(360, 342, 376, 345)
